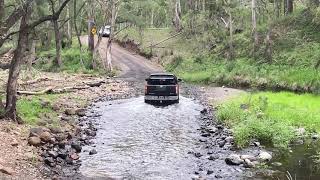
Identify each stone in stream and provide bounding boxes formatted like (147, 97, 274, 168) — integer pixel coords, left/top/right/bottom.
(258, 151, 272, 162)
(207, 126, 217, 133)
(207, 170, 214, 175)
(201, 133, 211, 137)
(57, 149, 68, 159)
(225, 154, 243, 165)
(240, 155, 256, 161)
(28, 137, 41, 146)
(71, 142, 82, 153)
(48, 151, 58, 158)
(218, 140, 226, 148)
(243, 159, 255, 168)
(89, 149, 97, 155)
(76, 108, 86, 117)
(194, 152, 203, 158)
(70, 153, 79, 160)
(208, 155, 219, 161)
(200, 108, 208, 114)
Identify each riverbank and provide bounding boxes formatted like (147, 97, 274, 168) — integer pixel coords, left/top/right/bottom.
(0, 69, 132, 179)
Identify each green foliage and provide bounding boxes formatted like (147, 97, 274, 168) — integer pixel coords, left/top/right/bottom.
(216, 92, 320, 148)
(170, 57, 320, 93)
(35, 43, 106, 74)
(17, 95, 59, 125)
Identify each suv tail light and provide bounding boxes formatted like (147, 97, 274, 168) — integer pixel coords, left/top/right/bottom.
(145, 85, 148, 94)
(176, 85, 179, 94)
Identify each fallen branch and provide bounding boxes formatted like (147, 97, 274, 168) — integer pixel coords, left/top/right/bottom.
(17, 86, 54, 95)
(147, 32, 182, 48)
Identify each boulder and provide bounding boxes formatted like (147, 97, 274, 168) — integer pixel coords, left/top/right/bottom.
(65, 108, 76, 115)
(225, 154, 243, 165)
(48, 151, 58, 158)
(70, 153, 79, 160)
(295, 128, 306, 136)
(28, 137, 41, 146)
(258, 151, 272, 162)
(71, 142, 82, 153)
(29, 127, 44, 137)
(240, 155, 256, 161)
(0, 165, 14, 175)
(39, 131, 52, 143)
(89, 149, 97, 155)
(76, 109, 86, 117)
(243, 159, 255, 168)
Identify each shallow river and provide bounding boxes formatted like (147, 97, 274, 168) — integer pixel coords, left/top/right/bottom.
(80, 96, 204, 179)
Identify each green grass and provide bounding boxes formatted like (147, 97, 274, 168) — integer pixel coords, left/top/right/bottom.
(35, 39, 109, 75)
(17, 95, 59, 125)
(216, 92, 320, 148)
(171, 57, 320, 93)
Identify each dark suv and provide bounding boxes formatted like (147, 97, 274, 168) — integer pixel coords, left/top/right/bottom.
(144, 73, 181, 104)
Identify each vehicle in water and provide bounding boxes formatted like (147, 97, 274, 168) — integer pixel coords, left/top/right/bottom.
(144, 73, 181, 104)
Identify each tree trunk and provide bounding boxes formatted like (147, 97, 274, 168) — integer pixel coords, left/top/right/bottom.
(0, 0, 4, 23)
(66, 3, 72, 46)
(252, 0, 258, 57)
(151, 8, 154, 28)
(53, 19, 62, 66)
(5, 4, 32, 122)
(73, 0, 82, 48)
(88, 0, 95, 65)
(287, 0, 293, 14)
(27, 38, 36, 70)
(174, 0, 182, 32)
(105, 0, 118, 71)
(228, 9, 234, 60)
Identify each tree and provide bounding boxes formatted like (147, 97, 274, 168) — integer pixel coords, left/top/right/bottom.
(173, 0, 182, 32)
(87, 0, 95, 68)
(4, 0, 71, 121)
(252, 0, 258, 57)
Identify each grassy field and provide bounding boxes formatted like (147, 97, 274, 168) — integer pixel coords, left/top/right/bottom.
(216, 92, 320, 148)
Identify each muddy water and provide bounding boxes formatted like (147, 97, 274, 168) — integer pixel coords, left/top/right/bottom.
(80, 96, 204, 179)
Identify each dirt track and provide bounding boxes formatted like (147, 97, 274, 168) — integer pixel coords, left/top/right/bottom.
(80, 36, 162, 81)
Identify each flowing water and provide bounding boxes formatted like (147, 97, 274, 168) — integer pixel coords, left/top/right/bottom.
(80, 96, 204, 179)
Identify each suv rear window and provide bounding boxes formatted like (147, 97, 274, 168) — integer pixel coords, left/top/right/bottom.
(147, 76, 177, 85)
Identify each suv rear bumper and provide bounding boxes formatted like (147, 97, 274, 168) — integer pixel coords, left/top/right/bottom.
(144, 95, 179, 101)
